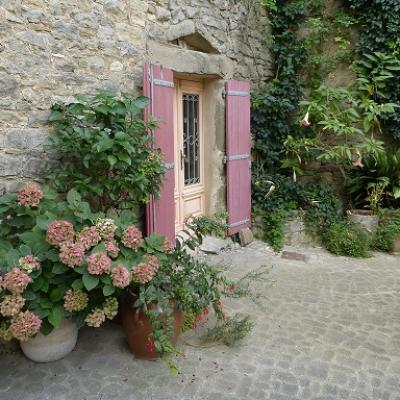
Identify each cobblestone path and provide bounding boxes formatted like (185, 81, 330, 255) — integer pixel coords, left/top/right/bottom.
(1, 242, 400, 400)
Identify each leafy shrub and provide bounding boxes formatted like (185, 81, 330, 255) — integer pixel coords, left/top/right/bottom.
(48, 90, 166, 212)
(347, 149, 400, 209)
(322, 221, 371, 257)
(372, 210, 400, 252)
(253, 172, 342, 251)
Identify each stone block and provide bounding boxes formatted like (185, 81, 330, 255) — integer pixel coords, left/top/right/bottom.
(202, 15, 224, 29)
(200, 235, 232, 254)
(53, 20, 81, 42)
(155, 6, 171, 21)
(115, 23, 145, 43)
(239, 227, 254, 247)
(167, 20, 195, 41)
(281, 251, 310, 263)
(0, 73, 17, 94)
(0, 153, 23, 176)
(3, 128, 49, 151)
(16, 30, 52, 49)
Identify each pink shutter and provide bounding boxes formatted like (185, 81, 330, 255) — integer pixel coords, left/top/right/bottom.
(143, 63, 175, 241)
(225, 80, 251, 235)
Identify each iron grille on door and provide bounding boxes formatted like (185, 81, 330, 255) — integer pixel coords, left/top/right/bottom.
(182, 93, 200, 185)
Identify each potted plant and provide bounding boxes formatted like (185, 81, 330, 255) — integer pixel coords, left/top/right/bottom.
(120, 216, 231, 365)
(0, 184, 133, 362)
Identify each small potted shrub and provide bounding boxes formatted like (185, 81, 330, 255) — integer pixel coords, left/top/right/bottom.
(120, 216, 233, 365)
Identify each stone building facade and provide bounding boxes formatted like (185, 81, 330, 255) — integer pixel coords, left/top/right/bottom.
(0, 0, 271, 195)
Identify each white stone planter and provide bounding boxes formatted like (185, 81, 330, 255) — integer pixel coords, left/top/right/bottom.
(20, 318, 78, 363)
(347, 210, 379, 232)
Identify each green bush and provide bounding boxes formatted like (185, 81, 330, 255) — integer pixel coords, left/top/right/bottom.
(252, 172, 342, 251)
(372, 210, 400, 252)
(48, 90, 166, 213)
(322, 221, 371, 257)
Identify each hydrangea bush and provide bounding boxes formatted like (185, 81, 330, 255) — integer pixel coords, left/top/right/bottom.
(0, 183, 141, 340)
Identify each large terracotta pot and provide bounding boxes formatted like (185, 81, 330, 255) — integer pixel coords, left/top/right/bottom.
(121, 301, 183, 360)
(20, 318, 78, 363)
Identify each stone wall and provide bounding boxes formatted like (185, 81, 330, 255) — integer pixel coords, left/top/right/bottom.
(0, 0, 271, 192)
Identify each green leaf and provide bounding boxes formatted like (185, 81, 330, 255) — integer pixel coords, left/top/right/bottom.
(49, 287, 65, 302)
(48, 305, 64, 328)
(71, 278, 84, 290)
(5, 249, 20, 268)
(40, 320, 54, 336)
(23, 290, 37, 301)
(31, 276, 44, 291)
(82, 274, 99, 291)
(117, 152, 131, 165)
(103, 285, 115, 296)
(18, 244, 32, 256)
(36, 214, 56, 230)
(74, 265, 86, 274)
(100, 274, 112, 285)
(52, 263, 69, 274)
(107, 155, 118, 166)
(67, 189, 82, 206)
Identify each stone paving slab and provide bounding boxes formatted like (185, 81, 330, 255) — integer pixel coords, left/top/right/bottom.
(1, 242, 400, 400)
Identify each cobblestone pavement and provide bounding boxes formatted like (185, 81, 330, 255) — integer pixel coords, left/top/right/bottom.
(1, 242, 400, 400)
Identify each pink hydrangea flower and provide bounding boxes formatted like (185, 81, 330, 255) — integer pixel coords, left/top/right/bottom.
(63, 289, 88, 312)
(19, 255, 41, 274)
(111, 264, 131, 288)
(162, 238, 175, 253)
(76, 226, 101, 250)
(96, 218, 117, 241)
(132, 262, 158, 284)
(3, 268, 31, 294)
(0, 294, 25, 317)
(146, 255, 160, 270)
(59, 242, 85, 268)
(122, 226, 143, 251)
(17, 183, 43, 207)
(10, 311, 42, 341)
(86, 252, 112, 275)
(85, 308, 106, 328)
(46, 220, 75, 247)
(105, 241, 120, 258)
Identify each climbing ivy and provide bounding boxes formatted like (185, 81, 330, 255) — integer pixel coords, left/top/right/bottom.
(346, 0, 400, 139)
(252, 0, 307, 172)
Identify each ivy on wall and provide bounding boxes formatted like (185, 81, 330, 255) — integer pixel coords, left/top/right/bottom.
(347, 0, 400, 139)
(252, 0, 306, 173)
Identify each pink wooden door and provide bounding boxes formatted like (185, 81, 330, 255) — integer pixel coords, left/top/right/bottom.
(143, 63, 175, 241)
(225, 80, 251, 235)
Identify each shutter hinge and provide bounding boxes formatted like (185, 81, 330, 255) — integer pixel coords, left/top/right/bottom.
(224, 154, 250, 164)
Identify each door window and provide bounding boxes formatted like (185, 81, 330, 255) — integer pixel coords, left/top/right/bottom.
(182, 93, 200, 186)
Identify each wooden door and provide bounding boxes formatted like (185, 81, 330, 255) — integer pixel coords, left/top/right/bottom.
(174, 79, 205, 233)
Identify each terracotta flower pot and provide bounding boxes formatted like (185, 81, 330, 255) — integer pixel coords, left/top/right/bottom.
(121, 301, 183, 360)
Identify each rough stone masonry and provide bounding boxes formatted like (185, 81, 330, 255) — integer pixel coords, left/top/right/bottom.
(0, 0, 271, 193)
